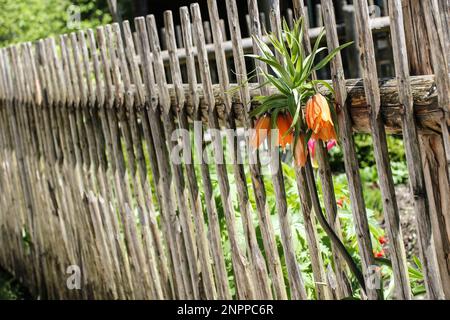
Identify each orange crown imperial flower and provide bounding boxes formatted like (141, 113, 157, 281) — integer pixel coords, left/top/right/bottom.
(306, 93, 337, 141)
(294, 134, 308, 168)
(276, 113, 294, 150)
(250, 115, 271, 149)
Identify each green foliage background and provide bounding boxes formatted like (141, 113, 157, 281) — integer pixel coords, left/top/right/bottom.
(0, 0, 111, 47)
(0, 268, 30, 299)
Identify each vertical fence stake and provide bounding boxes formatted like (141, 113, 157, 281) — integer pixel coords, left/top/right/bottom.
(354, 0, 411, 300)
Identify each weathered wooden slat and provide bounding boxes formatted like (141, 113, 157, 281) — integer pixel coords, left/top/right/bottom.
(409, 0, 450, 299)
(104, 24, 148, 298)
(77, 30, 118, 297)
(86, 28, 125, 299)
(82, 26, 129, 298)
(23, 42, 61, 297)
(135, 17, 186, 299)
(208, 0, 272, 300)
(421, 0, 450, 178)
(146, 15, 192, 299)
(191, 2, 257, 300)
(38, 38, 77, 298)
(124, 20, 168, 299)
(149, 14, 201, 299)
(39, 40, 79, 298)
(320, 0, 363, 299)
(179, 6, 232, 300)
(86, 29, 126, 299)
(292, 0, 336, 300)
(30, 39, 65, 297)
(266, 0, 308, 300)
(49, 37, 97, 297)
(4, 45, 49, 297)
(70, 30, 116, 298)
(96, 25, 138, 298)
(112, 22, 157, 299)
(245, 0, 288, 301)
(133, 18, 175, 299)
(354, 0, 408, 300)
(0, 55, 33, 294)
(164, 10, 218, 300)
(388, 0, 437, 300)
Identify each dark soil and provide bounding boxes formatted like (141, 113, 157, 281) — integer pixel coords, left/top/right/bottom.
(395, 184, 420, 259)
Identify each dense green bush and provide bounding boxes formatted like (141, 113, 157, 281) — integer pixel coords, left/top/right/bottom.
(0, 0, 111, 47)
(328, 134, 407, 176)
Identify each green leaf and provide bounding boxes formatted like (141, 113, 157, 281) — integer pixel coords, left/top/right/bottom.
(271, 108, 280, 130)
(412, 255, 423, 271)
(250, 94, 288, 117)
(261, 69, 291, 96)
(408, 266, 424, 280)
(286, 93, 296, 117)
(313, 41, 354, 71)
(265, 59, 293, 86)
(412, 285, 426, 296)
(249, 104, 271, 118)
(303, 27, 326, 75)
(311, 80, 335, 95)
(288, 90, 304, 131)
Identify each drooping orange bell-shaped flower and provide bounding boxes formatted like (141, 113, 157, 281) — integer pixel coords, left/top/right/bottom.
(276, 113, 294, 150)
(294, 134, 308, 167)
(305, 93, 337, 141)
(250, 115, 271, 149)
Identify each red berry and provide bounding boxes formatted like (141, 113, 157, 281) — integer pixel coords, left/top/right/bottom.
(378, 236, 387, 245)
(375, 249, 385, 258)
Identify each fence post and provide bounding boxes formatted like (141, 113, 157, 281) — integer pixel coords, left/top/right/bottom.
(402, 0, 450, 299)
(190, 3, 257, 300)
(218, 0, 274, 299)
(353, 0, 404, 300)
(265, 0, 309, 300)
(292, 0, 340, 301)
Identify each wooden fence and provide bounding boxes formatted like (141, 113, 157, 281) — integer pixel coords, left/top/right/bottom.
(0, 0, 449, 300)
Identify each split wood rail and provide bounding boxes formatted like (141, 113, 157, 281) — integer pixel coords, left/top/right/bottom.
(0, 0, 449, 300)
